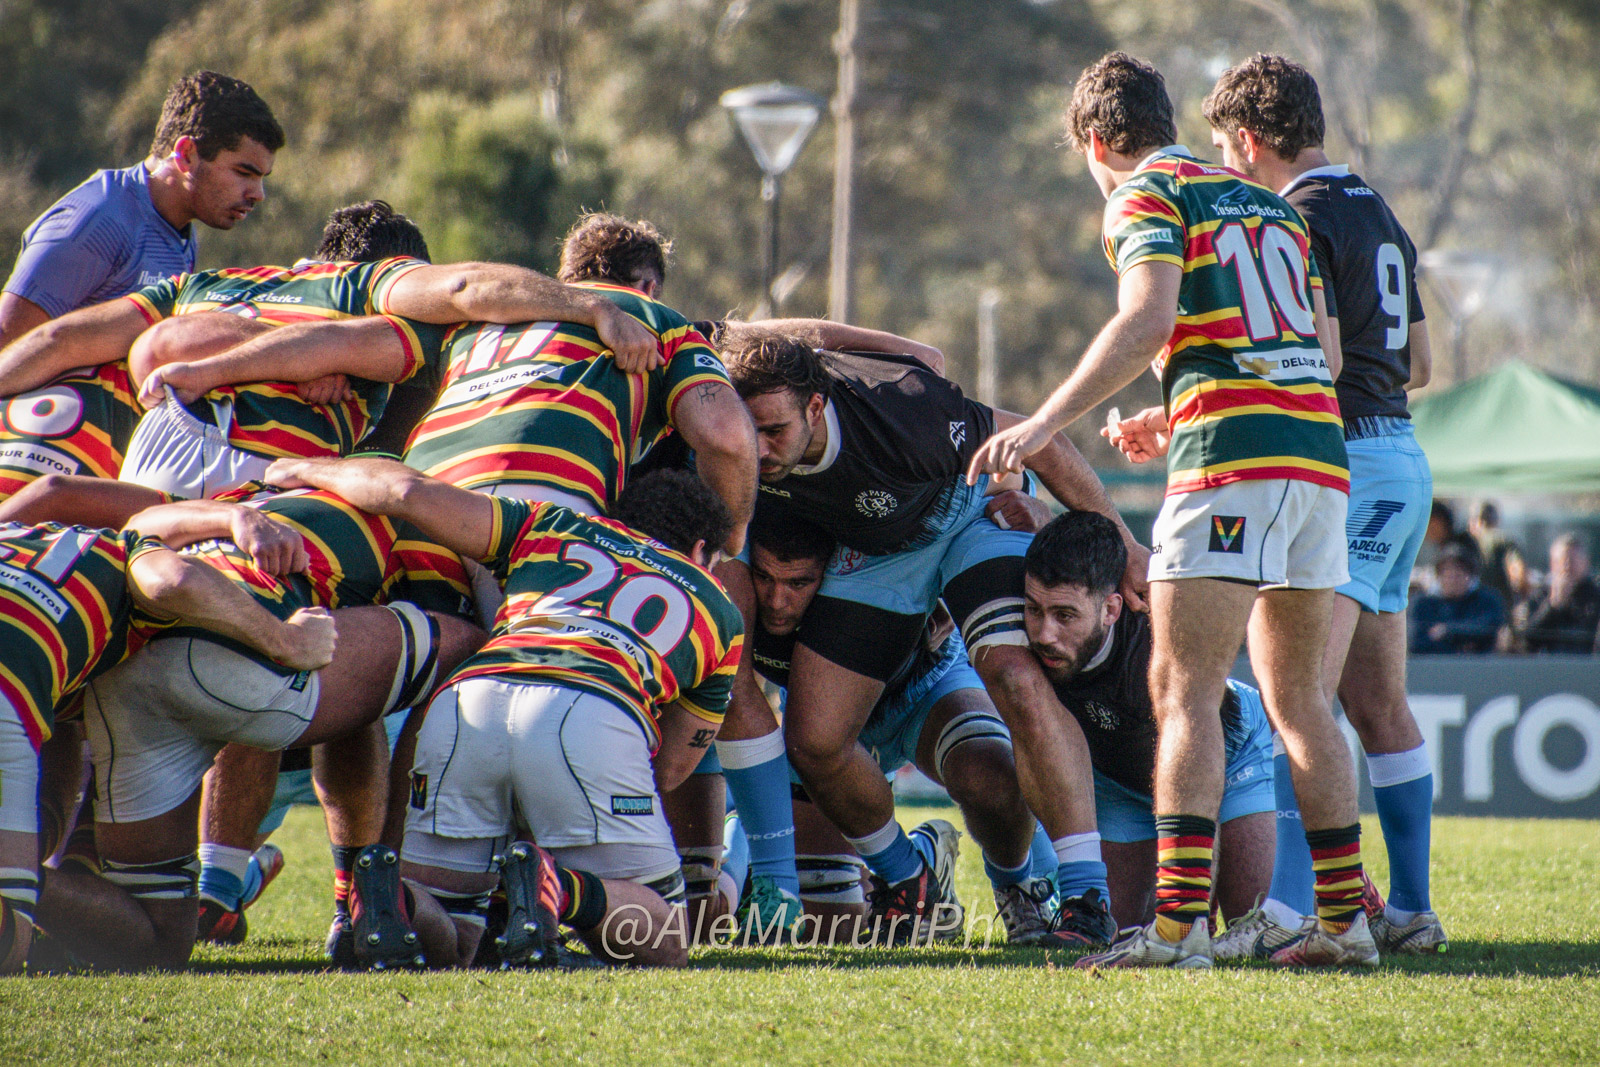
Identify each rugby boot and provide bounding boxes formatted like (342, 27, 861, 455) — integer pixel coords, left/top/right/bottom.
(495, 842, 561, 968)
(1268, 910, 1380, 968)
(1374, 909, 1448, 955)
(197, 844, 286, 946)
(994, 877, 1058, 946)
(1039, 888, 1117, 948)
(735, 875, 803, 945)
(349, 845, 425, 970)
(1212, 898, 1305, 961)
(1075, 916, 1213, 969)
(324, 913, 357, 970)
(866, 820, 965, 946)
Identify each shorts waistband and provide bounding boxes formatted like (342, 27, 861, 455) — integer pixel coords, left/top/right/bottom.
(1344, 415, 1413, 441)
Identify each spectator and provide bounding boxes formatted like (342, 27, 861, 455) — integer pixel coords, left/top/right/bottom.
(1412, 499, 1477, 591)
(1410, 543, 1506, 654)
(1469, 501, 1522, 606)
(1521, 533, 1600, 653)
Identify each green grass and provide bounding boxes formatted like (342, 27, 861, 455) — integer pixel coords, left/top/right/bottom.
(5, 808, 1599, 1065)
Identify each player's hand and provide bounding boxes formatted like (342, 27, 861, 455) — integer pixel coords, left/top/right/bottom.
(984, 490, 1053, 533)
(1119, 539, 1152, 612)
(231, 507, 309, 575)
(138, 363, 204, 409)
(596, 303, 662, 374)
(1101, 405, 1170, 463)
(965, 416, 1057, 485)
(275, 606, 337, 671)
(296, 373, 354, 406)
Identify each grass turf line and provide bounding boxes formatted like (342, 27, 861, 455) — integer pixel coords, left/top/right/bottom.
(3, 807, 1597, 1066)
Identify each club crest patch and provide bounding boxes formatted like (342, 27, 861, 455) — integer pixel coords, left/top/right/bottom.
(1209, 516, 1246, 553)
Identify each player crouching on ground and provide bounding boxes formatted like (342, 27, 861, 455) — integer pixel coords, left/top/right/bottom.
(261, 457, 745, 969)
(1022, 511, 1276, 930)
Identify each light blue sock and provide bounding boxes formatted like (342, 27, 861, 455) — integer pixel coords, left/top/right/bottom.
(196, 843, 254, 910)
(717, 731, 799, 898)
(1028, 822, 1058, 889)
(722, 813, 752, 895)
(847, 820, 927, 886)
(1369, 746, 1434, 913)
(1268, 746, 1316, 915)
(983, 851, 1033, 891)
(1052, 831, 1108, 899)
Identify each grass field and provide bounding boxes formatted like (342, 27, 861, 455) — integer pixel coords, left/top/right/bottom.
(5, 806, 1599, 1066)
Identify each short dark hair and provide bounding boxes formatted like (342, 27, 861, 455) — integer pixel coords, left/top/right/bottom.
(749, 515, 835, 566)
(1063, 52, 1177, 157)
(612, 470, 732, 558)
(315, 201, 431, 263)
(1201, 53, 1325, 160)
(1431, 499, 1455, 529)
(723, 334, 831, 403)
(1436, 542, 1480, 577)
(1024, 510, 1127, 595)
(149, 71, 285, 160)
(558, 213, 670, 288)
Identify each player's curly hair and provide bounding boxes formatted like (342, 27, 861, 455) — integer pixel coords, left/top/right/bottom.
(149, 71, 284, 161)
(1202, 53, 1325, 160)
(722, 334, 831, 403)
(749, 514, 834, 566)
(558, 213, 671, 289)
(1063, 52, 1176, 157)
(612, 470, 732, 559)
(1024, 511, 1126, 596)
(315, 201, 431, 263)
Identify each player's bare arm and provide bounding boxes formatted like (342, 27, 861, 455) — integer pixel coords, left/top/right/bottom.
(653, 701, 722, 795)
(124, 546, 336, 672)
(0, 291, 50, 350)
(966, 260, 1180, 482)
(263, 455, 496, 561)
(1314, 289, 1341, 381)
(0, 475, 167, 529)
(127, 311, 276, 391)
(137, 316, 407, 408)
(1406, 319, 1432, 390)
(380, 261, 660, 372)
(727, 319, 946, 376)
(671, 380, 758, 555)
(124, 499, 310, 576)
(0, 297, 151, 395)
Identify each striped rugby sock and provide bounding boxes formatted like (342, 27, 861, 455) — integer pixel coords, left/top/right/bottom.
(1307, 824, 1364, 934)
(1152, 814, 1214, 942)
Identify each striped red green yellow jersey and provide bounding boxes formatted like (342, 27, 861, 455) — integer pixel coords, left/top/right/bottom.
(443, 497, 744, 751)
(0, 362, 143, 500)
(1103, 148, 1348, 495)
(164, 485, 473, 671)
(402, 283, 730, 510)
(0, 523, 164, 748)
(123, 258, 448, 459)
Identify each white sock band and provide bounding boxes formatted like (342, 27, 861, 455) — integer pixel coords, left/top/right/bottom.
(716, 728, 786, 770)
(197, 842, 254, 881)
(844, 819, 904, 857)
(1051, 831, 1102, 865)
(1367, 744, 1432, 788)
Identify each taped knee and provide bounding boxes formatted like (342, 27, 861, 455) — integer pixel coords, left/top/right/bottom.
(934, 709, 1013, 781)
(426, 885, 492, 929)
(0, 868, 40, 929)
(957, 597, 1028, 656)
(383, 602, 442, 715)
(797, 854, 866, 907)
(101, 854, 201, 901)
(642, 868, 687, 906)
(678, 847, 723, 899)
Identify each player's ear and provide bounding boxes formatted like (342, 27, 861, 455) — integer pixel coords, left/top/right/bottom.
(1237, 127, 1261, 163)
(172, 135, 199, 173)
(690, 538, 714, 568)
(1087, 127, 1108, 164)
(804, 391, 826, 423)
(1102, 591, 1123, 627)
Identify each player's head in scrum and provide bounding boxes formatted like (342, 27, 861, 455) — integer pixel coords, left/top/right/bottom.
(1022, 509, 1127, 682)
(746, 516, 835, 637)
(721, 334, 831, 484)
(557, 212, 671, 299)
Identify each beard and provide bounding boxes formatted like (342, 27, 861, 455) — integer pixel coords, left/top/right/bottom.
(1031, 620, 1108, 683)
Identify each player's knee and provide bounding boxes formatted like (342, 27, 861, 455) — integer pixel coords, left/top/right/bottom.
(940, 740, 1020, 810)
(100, 853, 202, 970)
(784, 727, 845, 780)
(971, 645, 1043, 720)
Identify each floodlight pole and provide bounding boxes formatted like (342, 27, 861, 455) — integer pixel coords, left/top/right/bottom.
(760, 174, 781, 320)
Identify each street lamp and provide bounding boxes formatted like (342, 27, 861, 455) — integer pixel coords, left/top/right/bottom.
(720, 82, 824, 317)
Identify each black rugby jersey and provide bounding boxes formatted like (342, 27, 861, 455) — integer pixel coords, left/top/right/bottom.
(757, 352, 994, 555)
(1284, 167, 1425, 423)
(751, 617, 934, 701)
(1049, 611, 1242, 796)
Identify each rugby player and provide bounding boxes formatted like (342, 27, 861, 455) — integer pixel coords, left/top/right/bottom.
(259, 457, 745, 970)
(0, 71, 282, 347)
(724, 333, 1148, 947)
(1023, 511, 1275, 929)
(34, 486, 483, 971)
(1, 502, 333, 973)
(1200, 54, 1445, 957)
(971, 52, 1374, 968)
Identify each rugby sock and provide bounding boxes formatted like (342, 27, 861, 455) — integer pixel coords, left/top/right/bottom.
(717, 731, 800, 899)
(1307, 824, 1365, 934)
(1267, 741, 1316, 915)
(197, 843, 254, 910)
(1367, 746, 1434, 914)
(722, 813, 752, 895)
(330, 845, 362, 921)
(1028, 822, 1058, 888)
(983, 851, 1033, 891)
(554, 864, 608, 932)
(1152, 814, 1214, 943)
(846, 819, 930, 887)
(57, 821, 98, 873)
(1051, 831, 1109, 900)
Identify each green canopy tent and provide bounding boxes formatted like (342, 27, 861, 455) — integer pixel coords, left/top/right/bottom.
(1410, 361, 1600, 494)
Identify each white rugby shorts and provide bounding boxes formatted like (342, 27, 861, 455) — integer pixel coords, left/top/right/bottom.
(119, 389, 271, 499)
(1149, 478, 1349, 590)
